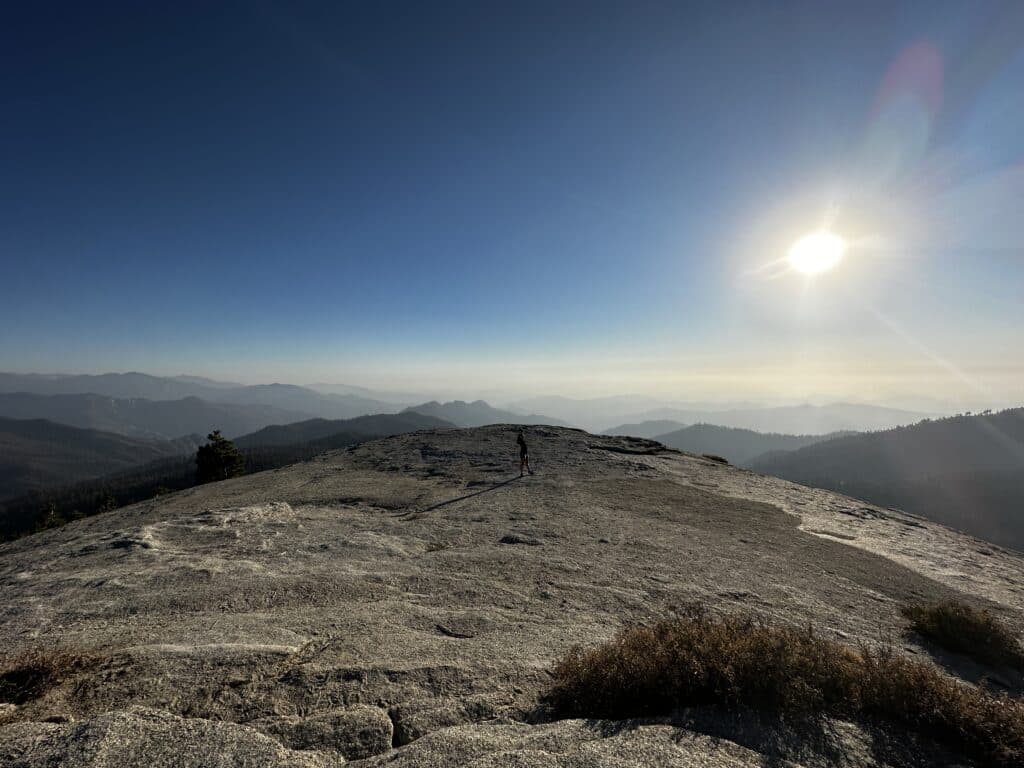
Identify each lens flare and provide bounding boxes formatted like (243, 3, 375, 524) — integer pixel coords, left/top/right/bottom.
(787, 231, 847, 274)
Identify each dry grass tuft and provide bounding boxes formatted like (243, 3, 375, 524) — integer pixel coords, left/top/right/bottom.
(545, 607, 1024, 766)
(0, 648, 92, 706)
(902, 600, 1024, 670)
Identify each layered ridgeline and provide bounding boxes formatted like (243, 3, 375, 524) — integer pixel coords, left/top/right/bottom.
(603, 419, 686, 438)
(0, 393, 307, 440)
(671, 403, 924, 433)
(0, 373, 567, 438)
(233, 413, 454, 448)
(0, 418, 199, 500)
(752, 409, 1024, 551)
(402, 400, 565, 427)
(0, 372, 406, 425)
(0, 372, 240, 400)
(0, 372, 935, 436)
(512, 396, 930, 433)
(652, 423, 852, 466)
(2, 426, 1022, 766)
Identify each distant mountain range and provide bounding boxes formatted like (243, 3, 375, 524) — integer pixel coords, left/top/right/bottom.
(0, 371, 224, 400)
(402, 400, 565, 428)
(1, 373, 940, 436)
(509, 395, 934, 433)
(211, 383, 394, 420)
(0, 418, 198, 500)
(506, 395, 690, 431)
(625, 403, 931, 435)
(0, 393, 308, 439)
(0, 372, 396, 422)
(305, 382, 429, 405)
(603, 420, 687, 439)
(751, 409, 1024, 551)
(234, 412, 453, 448)
(602, 403, 928, 443)
(653, 424, 852, 466)
(168, 375, 244, 390)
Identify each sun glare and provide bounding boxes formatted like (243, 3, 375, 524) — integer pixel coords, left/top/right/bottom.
(787, 231, 846, 275)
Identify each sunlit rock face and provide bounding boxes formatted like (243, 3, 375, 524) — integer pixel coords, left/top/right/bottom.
(2, 426, 1022, 767)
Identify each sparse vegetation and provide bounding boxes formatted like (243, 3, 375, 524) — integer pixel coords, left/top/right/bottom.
(545, 607, 1024, 766)
(0, 648, 92, 707)
(902, 600, 1024, 670)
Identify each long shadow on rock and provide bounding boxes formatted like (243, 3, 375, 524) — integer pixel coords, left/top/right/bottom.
(413, 476, 522, 514)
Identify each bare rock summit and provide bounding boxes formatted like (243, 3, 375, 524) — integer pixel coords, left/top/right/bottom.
(2, 425, 1022, 766)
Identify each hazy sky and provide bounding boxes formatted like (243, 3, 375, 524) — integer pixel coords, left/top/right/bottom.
(2, 2, 1022, 406)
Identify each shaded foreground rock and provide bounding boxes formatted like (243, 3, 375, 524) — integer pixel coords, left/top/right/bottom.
(249, 704, 393, 759)
(1, 425, 1023, 766)
(0, 706, 333, 767)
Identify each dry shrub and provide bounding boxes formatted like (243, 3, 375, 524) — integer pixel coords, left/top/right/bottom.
(902, 600, 1024, 670)
(0, 648, 91, 706)
(858, 647, 1023, 766)
(545, 608, 1024, 766)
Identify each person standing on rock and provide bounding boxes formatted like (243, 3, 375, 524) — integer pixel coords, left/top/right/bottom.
(517, 430, 532, 476)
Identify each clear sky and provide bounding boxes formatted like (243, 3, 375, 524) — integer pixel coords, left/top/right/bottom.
(2, 1, 1022, 407)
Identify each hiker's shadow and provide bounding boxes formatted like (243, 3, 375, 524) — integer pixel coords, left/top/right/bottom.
(395, 475, 522, 518)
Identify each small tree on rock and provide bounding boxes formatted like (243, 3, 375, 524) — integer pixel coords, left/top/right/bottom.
(196, 430, 245, 484)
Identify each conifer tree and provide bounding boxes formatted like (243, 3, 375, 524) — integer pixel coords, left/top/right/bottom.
(196, 430, 245, 484)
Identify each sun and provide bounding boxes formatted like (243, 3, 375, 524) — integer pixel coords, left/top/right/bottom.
(787, 230, 847, 275)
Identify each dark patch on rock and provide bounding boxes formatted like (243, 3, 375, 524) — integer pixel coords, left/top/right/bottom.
(436, 623, 475, 639)
(250, 705, 393, 760)
(109, 537, 153, 550)
(589, 442, 671, 456)
(500, 534, 542, 546)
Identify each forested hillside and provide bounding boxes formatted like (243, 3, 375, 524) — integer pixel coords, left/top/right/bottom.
(0, 412, 454, 541)
(752, 409, 1024, 550)
(0, 418, 197, 500)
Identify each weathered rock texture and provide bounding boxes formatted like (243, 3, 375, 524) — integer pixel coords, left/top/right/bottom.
(2, 426, 1022, 766)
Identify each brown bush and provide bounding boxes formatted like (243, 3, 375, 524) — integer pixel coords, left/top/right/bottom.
(902, 600, 1024, 670)
(545, 608, 1024, 766)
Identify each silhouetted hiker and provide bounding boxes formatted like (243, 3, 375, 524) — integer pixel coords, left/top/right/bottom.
(517, 430, 532, 476)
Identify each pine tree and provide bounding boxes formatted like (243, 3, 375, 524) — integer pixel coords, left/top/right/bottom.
(196, 430, 246, 484)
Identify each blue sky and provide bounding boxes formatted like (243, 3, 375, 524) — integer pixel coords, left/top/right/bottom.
(2, 1, 1022, 405)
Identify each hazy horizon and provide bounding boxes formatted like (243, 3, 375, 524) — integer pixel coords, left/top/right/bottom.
(3, 3, 1022, 411)
(0, 366, 1011, 416)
